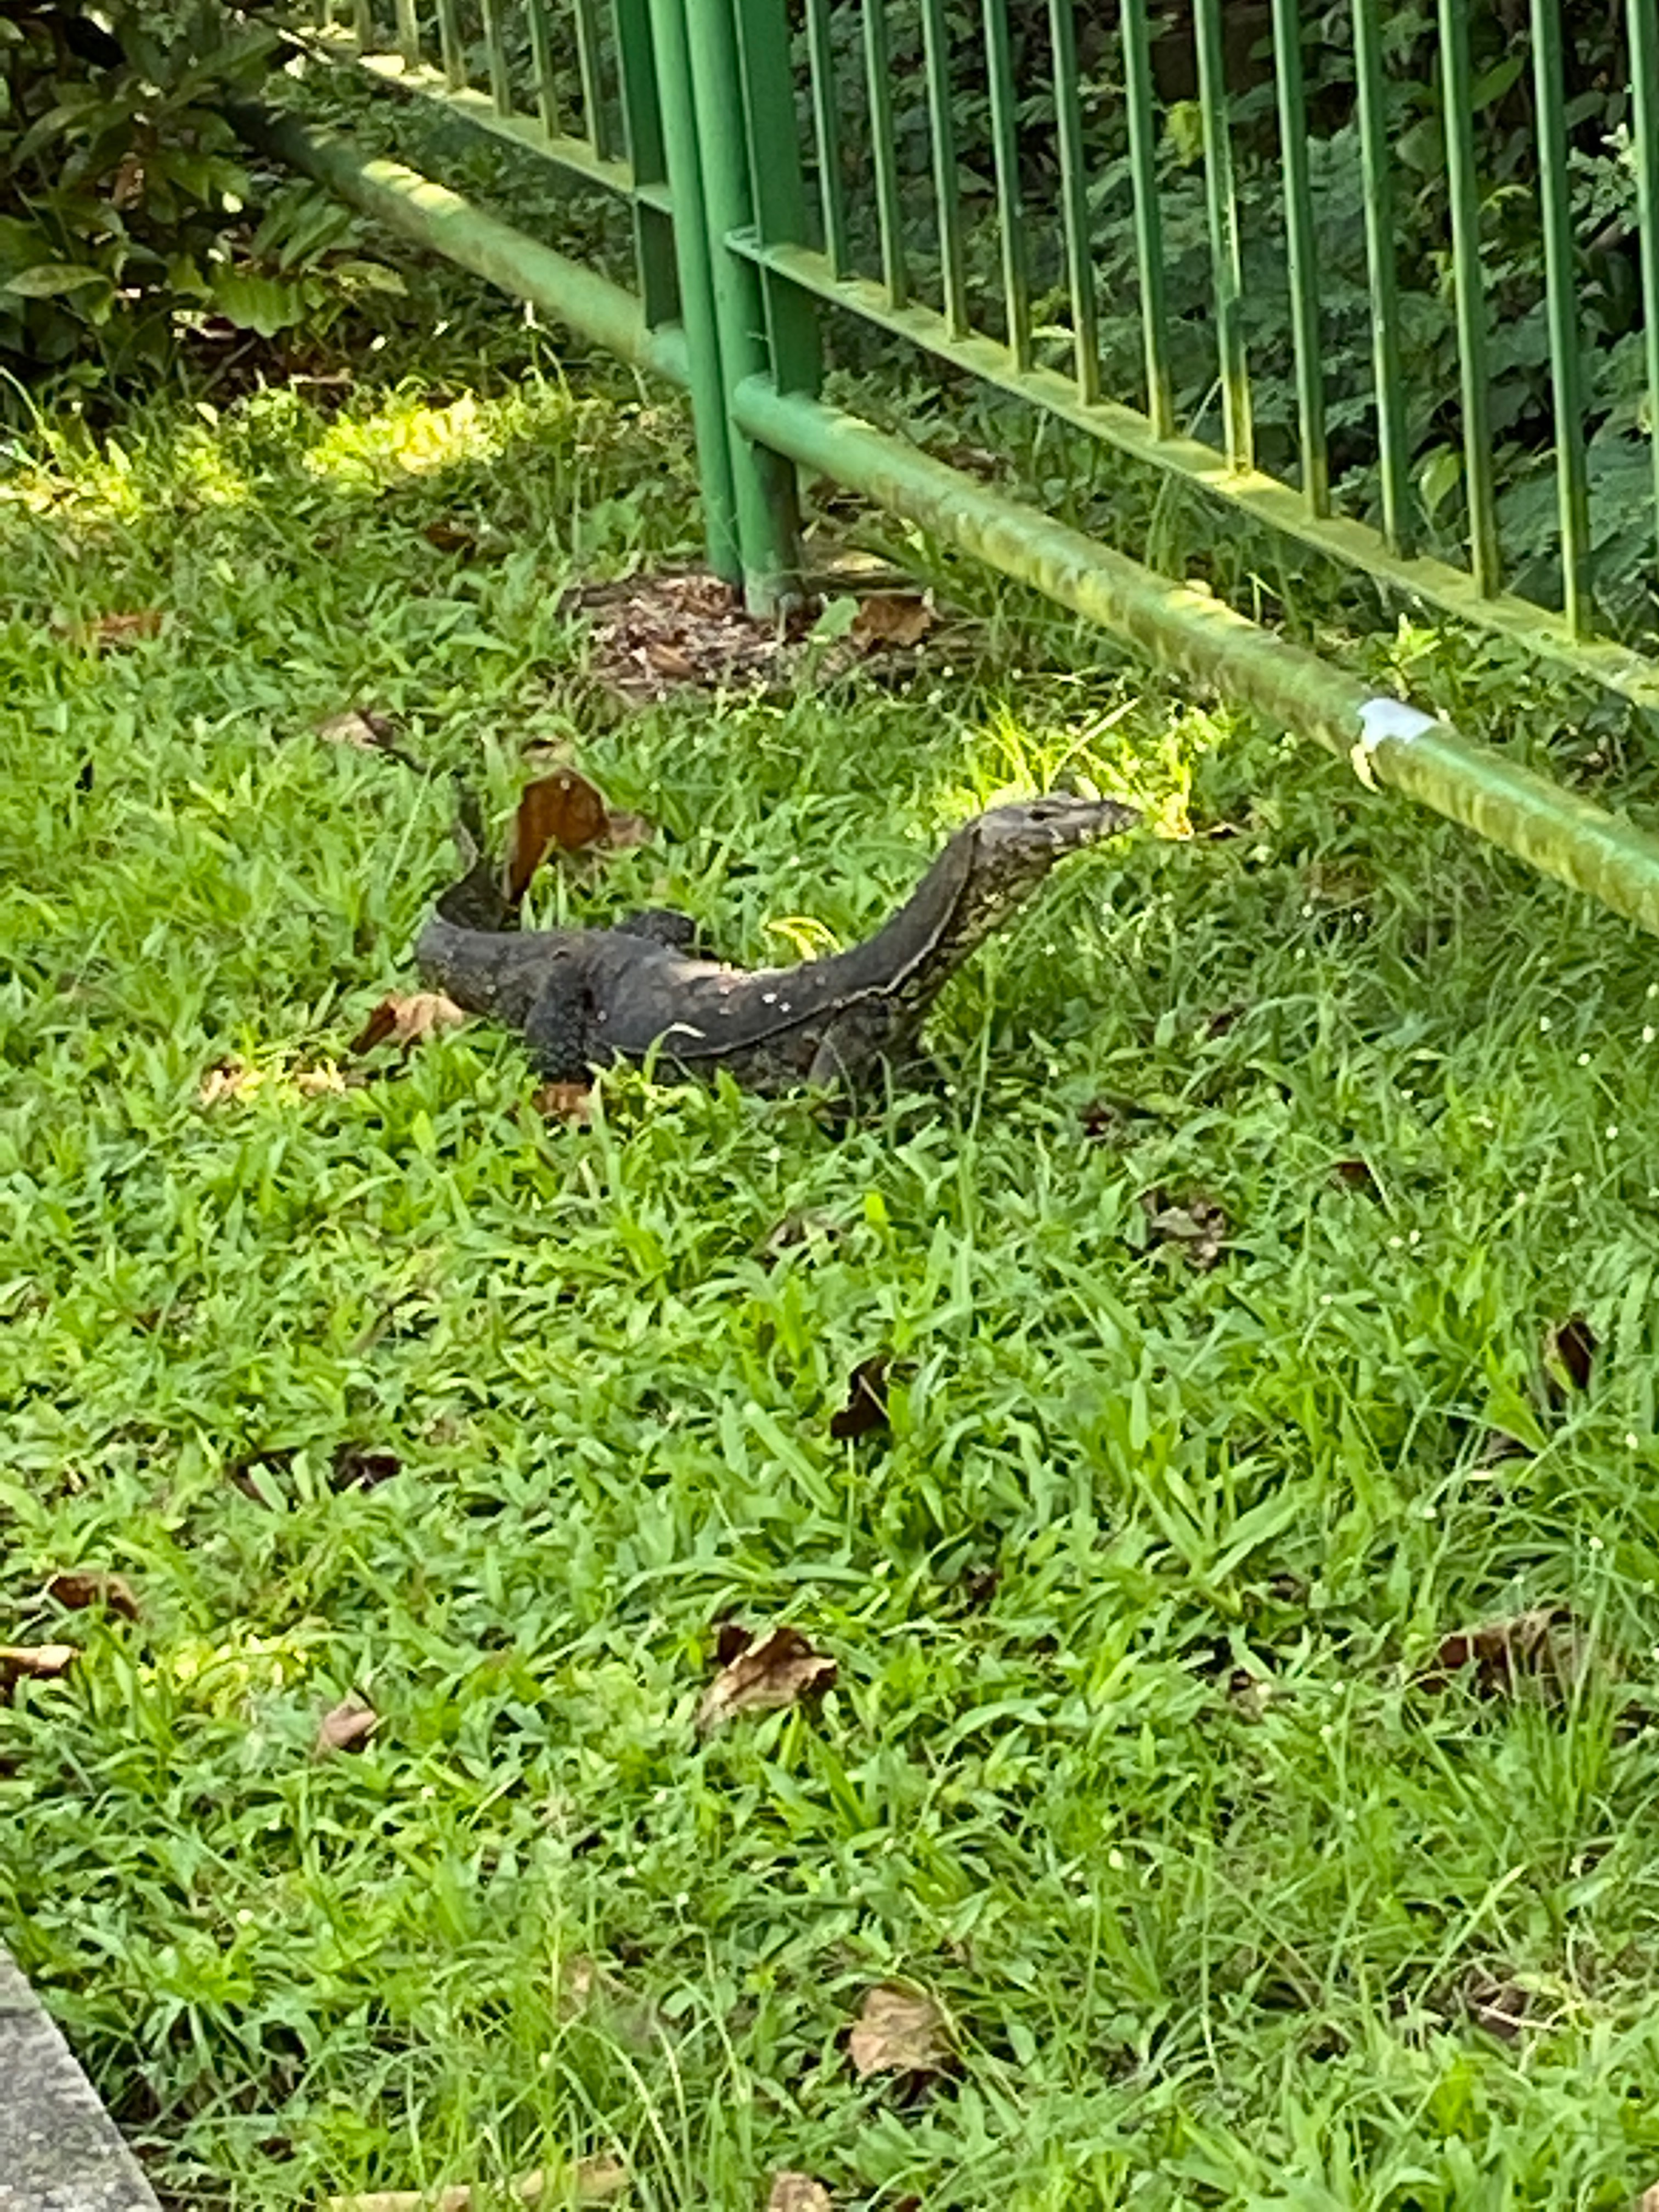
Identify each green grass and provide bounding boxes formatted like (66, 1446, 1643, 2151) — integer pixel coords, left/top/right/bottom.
(4, 352, 1659, 2212)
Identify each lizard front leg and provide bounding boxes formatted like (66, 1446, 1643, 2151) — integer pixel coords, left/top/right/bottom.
(805, 1002, 912, 1093)
(523, 955, 605, 1082)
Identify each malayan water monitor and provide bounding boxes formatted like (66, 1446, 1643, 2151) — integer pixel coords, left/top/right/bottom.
(415, 791, 1139, 1093)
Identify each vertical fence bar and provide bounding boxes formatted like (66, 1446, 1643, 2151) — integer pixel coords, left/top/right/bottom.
(478, 0, 511, 110)
(614, 0, 676, 322)
(646, 0, 741, 580)
(1531, 0, 1592, 635)
(1121, 0, 1174, 436)
(1438, 0, 1502, 595)
(804, 0, 851, 276)
(1193, 0, 1251, 467)
(922, 0, 970, 338)
(436, 0, 464, 87)
(1049, 0, 1101, 402)
(393, 0, 418, 67)
(683, 0, 803, 602)
(1352, 0, 1412, 553)
(735, 0, 823, 396)
(983, 0, 1033, 369)
(1632, 0, 1659, 575)
(526, 0, 562, 134)
(573, 0, 613, 159)
(862, 0, 909, 307)
(1270, 0, 1329, 513)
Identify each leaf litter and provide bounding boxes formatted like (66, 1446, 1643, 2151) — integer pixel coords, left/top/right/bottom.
(828, 1355, 891, 1440)
(0, 1644, 77, 1690)
(1420, 1606, 1591, 1700)
(847, 1984, 952, 2080)
(327, 2157, 626, 2212)
(46, 1570, 139, 1621)
(315, 1696, 379, 1754)
(565, 568, 943, 705)
(349, 992, 470, 1057)
(1140, 1189, 1228, 1271)
(766, 2176, 833, 2212)
(696, 1624, 836, 1736)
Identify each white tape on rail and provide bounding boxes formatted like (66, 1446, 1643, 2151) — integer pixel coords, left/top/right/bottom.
(1350, 695, 1439, 790)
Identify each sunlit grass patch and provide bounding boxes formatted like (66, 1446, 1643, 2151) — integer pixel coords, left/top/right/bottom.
(3, 354, 1659, 2212)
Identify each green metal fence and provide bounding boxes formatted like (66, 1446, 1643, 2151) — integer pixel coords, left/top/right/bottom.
(251, 0, 1659, 939)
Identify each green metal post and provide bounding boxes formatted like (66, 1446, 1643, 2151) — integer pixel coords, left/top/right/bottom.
(1193, 0, 1251, 469)
(1353, 0, 1413, 554)
(984, 0, 1033, 370)
(645, 0, 743, 582)
(922, 0, 969, 337)
(614, 0, 678, 326)
(436, 0, 464, 89)
(681, 0, 803, 606)
(1439, 0, 1502, 595)
(1121, 0, 1174, 436)
(863, 0, 910, 307)
(479, 0, 511, 111)
(1632, 0, 1659, 576)
(1050, 0, 1101, 404)
(573, 0, 613, 159)
(1270, 0, 1328, 514)
(734, 0, 823, 396)
(1532, 0, 1591, 636)
(527, 0, 562, 136)
(804, 0, 851, 276)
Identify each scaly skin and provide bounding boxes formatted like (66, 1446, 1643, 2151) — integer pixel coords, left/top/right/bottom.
(414, 794, 1139, 1092)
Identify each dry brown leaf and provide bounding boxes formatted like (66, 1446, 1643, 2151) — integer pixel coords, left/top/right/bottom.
(198, 1058, 259, 1108)
(696, 1624, 836, 1737)
(423, 521, 477, 555)
(1423, 1606, 1588, 1700)
(1544, 1313, 1596, 1395)
(1141, 1188, 1228, 1271)
(505, 770, 611, 901)
(850, 594, 934, 650)
(109, 153, 145, 208)
(315, 1697, 379, 1754)
(600, 809, 654, 850)
(847, 1984, 951, 2079)
(0, 1643, 77, 1686)
(315, 709, 397, 752)
(295, 1064, 352, 1097)
(1459, 1966, 1530, 2041)
(767, 2176, 833, 2212)
(759, 1211, 840, 1263)
(88, 609, 163, 649)
(828, 1355, 891, 1441)
(533, 1081, 594, 1124)
(326, 2157, 624, 2212)
(1635, 2185, 1659, 2212)
(644, 639, 698, 680)
(330, 1445, 403, 1492)
(47, 1570, 139, 1621)
(349, 991, 469, 1057)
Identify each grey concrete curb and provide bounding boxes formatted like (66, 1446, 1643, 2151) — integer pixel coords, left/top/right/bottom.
(0, 1951, 159, 2212)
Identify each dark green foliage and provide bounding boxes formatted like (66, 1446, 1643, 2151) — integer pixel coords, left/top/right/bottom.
(0, 3, 405, 402)
(797, 0, 1659, 635)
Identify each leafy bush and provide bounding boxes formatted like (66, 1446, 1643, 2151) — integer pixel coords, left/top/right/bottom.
(0, 2, 405, 400)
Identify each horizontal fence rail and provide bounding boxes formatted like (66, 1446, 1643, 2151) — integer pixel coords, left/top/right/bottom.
(256, 0, 1659, 944)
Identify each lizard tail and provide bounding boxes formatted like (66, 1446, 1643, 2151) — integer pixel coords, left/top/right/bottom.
(433, 775, 516, 933)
